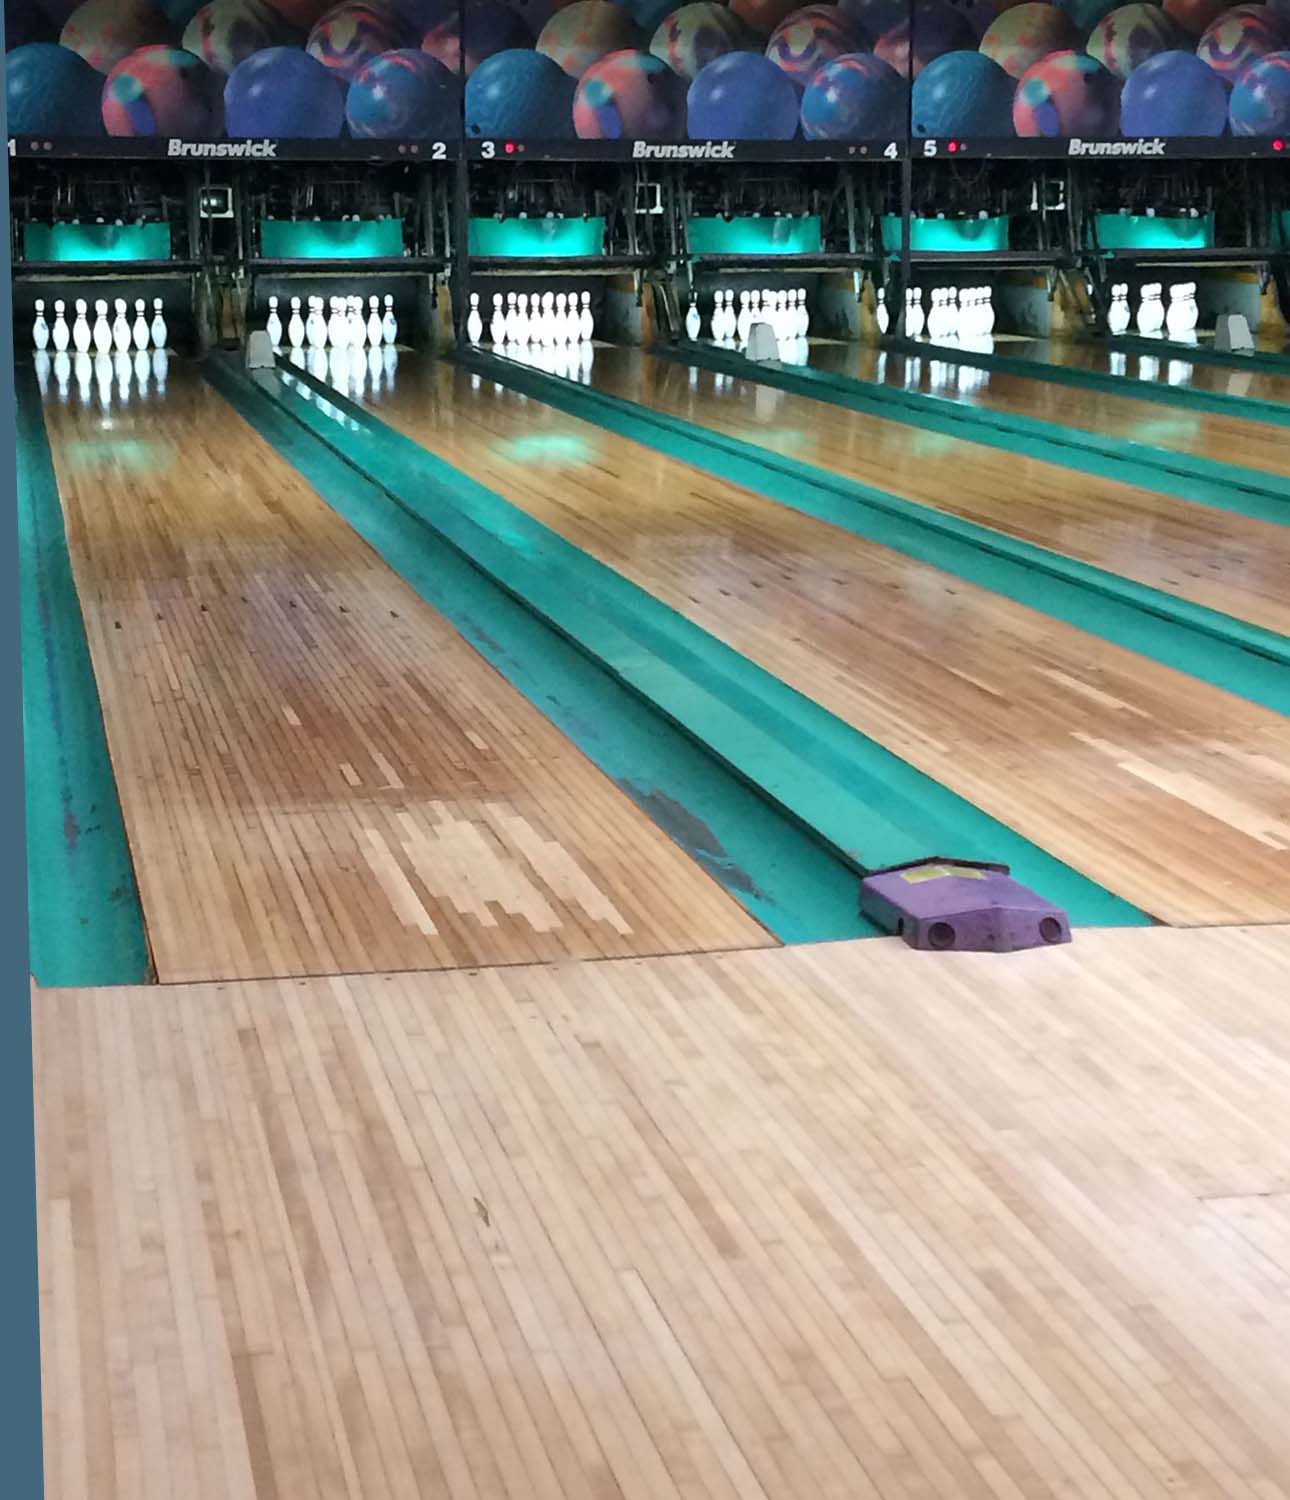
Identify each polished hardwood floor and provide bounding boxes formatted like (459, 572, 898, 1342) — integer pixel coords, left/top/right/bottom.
(38, 362, 768, 983)
(992, 337, 1290, 405)
(808, 342, 1290, 478)
(584, 348, 1290, 638)
(37, 924, 1290, 1500)
(355, 354, 1290, 927)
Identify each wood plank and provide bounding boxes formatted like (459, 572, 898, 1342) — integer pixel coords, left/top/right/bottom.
(36, 923, 1290, 1500)
(356, 355, 1290, 926)
(38, 362, 769, 983)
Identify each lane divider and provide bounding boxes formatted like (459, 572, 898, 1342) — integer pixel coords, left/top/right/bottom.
(16, 367, 152, 988)
(662, 339, 1290, 527)
(1110, 332, 1290, 378)
(217, 353, 1145, 929)
(461, 347, 1290, 724)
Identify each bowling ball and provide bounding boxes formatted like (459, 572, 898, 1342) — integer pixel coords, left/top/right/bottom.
(465, 46, 577, 133)
(538, 0, 641, 76)
(224, 43, 346, 131)
(1086, 3, 1185, 78)
(1013, 46, 1119, 129)
(422, 0, 533, 74)
(650, 1, 758, 81)
(800, 49, 906, 135)
(307, 0, 414, 80)
(102, 43, 222, 132)
(182, 0, 301, 73)
(345, 45, 457, 131)
(1228, 45, 1290, 129)
(687, 48, 800, 133)
(910, 46, 1014, 130)
(1195, 3, 1290, 81)
(573, 46, 686, 133)
(1162, 0, 1241, 35)
(875, 0, 977, 79)
(980, 1, 1077, 75)
(1119, 46, 1228, 128)
(730, 0, 807, 36)
(766, 3, 868, 84)
(61, 0, 173, 71)
(5, 40, 106, 131)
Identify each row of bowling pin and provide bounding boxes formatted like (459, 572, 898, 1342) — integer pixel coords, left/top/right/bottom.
(267, 294, 397, 352)
(876, 287, 994, 341)
(699, 289, 810, 345)
(35, 346, 169, 405)
(495, 340, 596, 382)
(284, 342, 399, 400)
(470, 290, 594, 347)
(33, 296, 167, 355)
(1106, 282, 1198, 338)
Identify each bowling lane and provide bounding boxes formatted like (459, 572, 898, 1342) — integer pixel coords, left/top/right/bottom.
(805, 341, 1290, 480)
(993, 337, 1290, 406)
(353, 353, 1290, 927)
(582, 346, 1290, 638)
(40, 359, 771, 983)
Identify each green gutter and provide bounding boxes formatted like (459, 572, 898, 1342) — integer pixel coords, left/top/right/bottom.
(204, 357, 870, 945)
(885, 335, 1290, 429)
(662, 340, 1290, 528)
(462, 347, 1290, 723)
(233, 354, 1143, 928)
(16, 369, 151, 987)
(1110, 333, 1290, 378)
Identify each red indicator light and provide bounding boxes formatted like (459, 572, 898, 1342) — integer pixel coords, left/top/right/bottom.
(948, 140, 958, 152)
(505, 141, 516, 153)
(1274, 138, 1285, 151)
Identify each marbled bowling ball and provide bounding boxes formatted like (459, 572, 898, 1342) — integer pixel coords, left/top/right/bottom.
(102, 43, 221, 131)
(766, 4, 868, 85)
(224, 43, 346, 131)
(800, 50, 906, 134)
(650, 2, 758, 80)
(465, 46, 576, 133)
(345, 47, 456, 132)
(980, 1, 1076, 75)
(1120, 46, 1228, 128)
(1086, 3, 1184, 78)
(687, 48, 799, 133)
(1195, 2, 1290, 81)
(538, 0, 642, 77)
(6, 40, 106, 131)
(730, 0, 807, 36)
(182, 0, 301, 72)
(422, 0, 533, 74)
(1013, 46, 1119, 129)
(307, 0, 413, 80)
(910, 46, 1014, 130)
(1162, 0, 1240, 35)
(61, 0, 173, 71)
(876, 0, 977, 79)
(573, 46, 685, 133)
(1228, 46, 1290, 128)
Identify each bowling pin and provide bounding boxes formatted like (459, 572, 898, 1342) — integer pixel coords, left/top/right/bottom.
(540, 291, 556, 345)
(686, 295, 701, 341)
(580, 290, 593, 343)
(367, 295, 382, 347)
(32, 298, 49, 351)
(505, 293, 518, 343)
(875, 288, 888, 336)
(736, 291, 752, 343)
(327, 297, 346, 348)
(467, 291, 483, 344)
(52, 299, 70, 353)
(382, 294, 397, 346)
(907, 288, 925, 340)
(131, 298, 149, 352)
(1107, 283, 1130, 336)
(289, 297, 305, 349)
(514, 294, 529, 346)
(797, 288, 809, 339)
(266, 294, 283, 349)
(1182, 281, 1198, 335)
(352, 296, 368, 347)
(112, 299, 131, 354)
(490, 293, 506, 345)
(72, 300, 92, 354)
(92, 300, 113, 355)
(150, 297, 167, 350)
(306, 298, 325, 349)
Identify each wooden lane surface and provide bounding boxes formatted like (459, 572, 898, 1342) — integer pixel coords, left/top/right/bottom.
(36, 924, 1290, 1500)
(585, 347, 1290, 639)
(356, 354, 1290, 926)
(998, 337, 1290, 405)
(38, 361, 769, 983)
(807, 341, 1290, 479)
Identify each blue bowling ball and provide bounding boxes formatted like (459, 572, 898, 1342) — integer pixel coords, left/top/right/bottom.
(6, 43, 105, 135)
(465, 49, 576, 138)
(911, 48, 1014, 136)
(1120, 50, 1228, 136)
(687, 52, 800, 139)
(224, 47, 347, 138)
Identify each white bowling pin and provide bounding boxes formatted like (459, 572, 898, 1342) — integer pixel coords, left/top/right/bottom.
(467, 291, 483, 344)
(327, 298, 345, 347)
(111, 298, 131, 353)
(72, 300, 91, 354)
(686, 296, 700, 340)
(875, 288, 888, 335)
(366, 295, 382, 347)
(266, 294, 283, 349)
(580, 290, 593, 343)
(736, 291, 752, 343)
(288, 297, 305, 349)
(130, 298, 149, 351)
(32, 298, 49, 351)
(92, 300, 113, 355)
(514, 293, 529, 345)
(907, 289, 925, 339)
(979, 285, 995, 336)
(150, 298, 167, 350)
(52, 299, 70, 353)
(540, 291, 555, 345)
(490, 293, 506, 345)
(382, 294, 397, 345)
